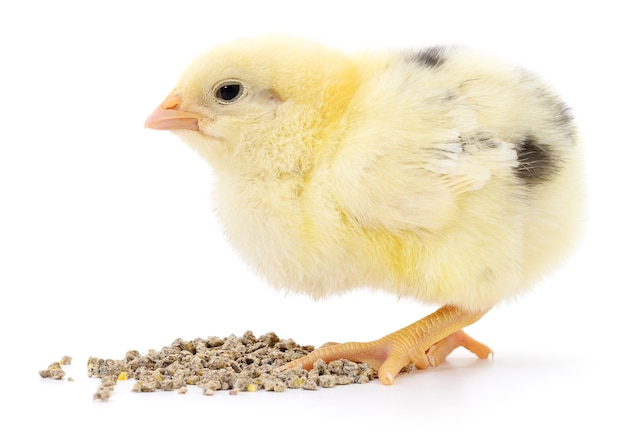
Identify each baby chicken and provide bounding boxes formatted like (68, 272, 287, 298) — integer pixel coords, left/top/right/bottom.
(145, 36, 584, 385)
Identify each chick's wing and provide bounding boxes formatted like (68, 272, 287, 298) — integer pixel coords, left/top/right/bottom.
(330, 127, 518, 233)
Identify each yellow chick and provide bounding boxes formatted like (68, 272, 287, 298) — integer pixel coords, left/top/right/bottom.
(145, 36, 584, 385)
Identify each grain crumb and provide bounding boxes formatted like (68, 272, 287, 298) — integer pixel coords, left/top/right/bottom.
(93, 376, 117, 402)
(39, 361, 67, 380)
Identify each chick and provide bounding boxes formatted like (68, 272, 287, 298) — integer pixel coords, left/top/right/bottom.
(145, 36, 584, 385)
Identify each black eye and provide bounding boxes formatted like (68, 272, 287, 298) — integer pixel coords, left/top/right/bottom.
(215, 82, 243, 102)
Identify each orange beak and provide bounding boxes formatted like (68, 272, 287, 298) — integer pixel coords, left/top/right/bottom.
(144, 92, 200, 131)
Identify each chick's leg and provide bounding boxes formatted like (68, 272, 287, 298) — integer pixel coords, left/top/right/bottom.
(279, 305, 492, 385)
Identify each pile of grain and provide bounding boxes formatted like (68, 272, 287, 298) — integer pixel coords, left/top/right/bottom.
(86, 331, 377, 400)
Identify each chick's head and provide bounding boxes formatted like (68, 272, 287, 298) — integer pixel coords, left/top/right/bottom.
(146, 37, 358, 177)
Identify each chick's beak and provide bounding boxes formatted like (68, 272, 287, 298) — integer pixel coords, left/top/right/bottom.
(144, 92, 200, 131)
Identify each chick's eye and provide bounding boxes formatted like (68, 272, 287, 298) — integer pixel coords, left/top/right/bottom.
(215, 82, 243, 102)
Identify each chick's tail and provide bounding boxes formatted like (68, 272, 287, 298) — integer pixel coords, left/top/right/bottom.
(278, 305, 492, 385)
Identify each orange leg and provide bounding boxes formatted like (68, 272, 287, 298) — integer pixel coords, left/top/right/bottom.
(278, 305, 492, 385)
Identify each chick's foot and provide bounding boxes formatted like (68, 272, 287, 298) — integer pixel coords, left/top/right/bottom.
(278, 305, 491, 385)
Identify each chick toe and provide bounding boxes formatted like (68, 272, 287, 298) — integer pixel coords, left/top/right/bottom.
(426, 329, 493, 367)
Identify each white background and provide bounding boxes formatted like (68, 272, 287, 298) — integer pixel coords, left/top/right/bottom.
(1, 0, 624, 437)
